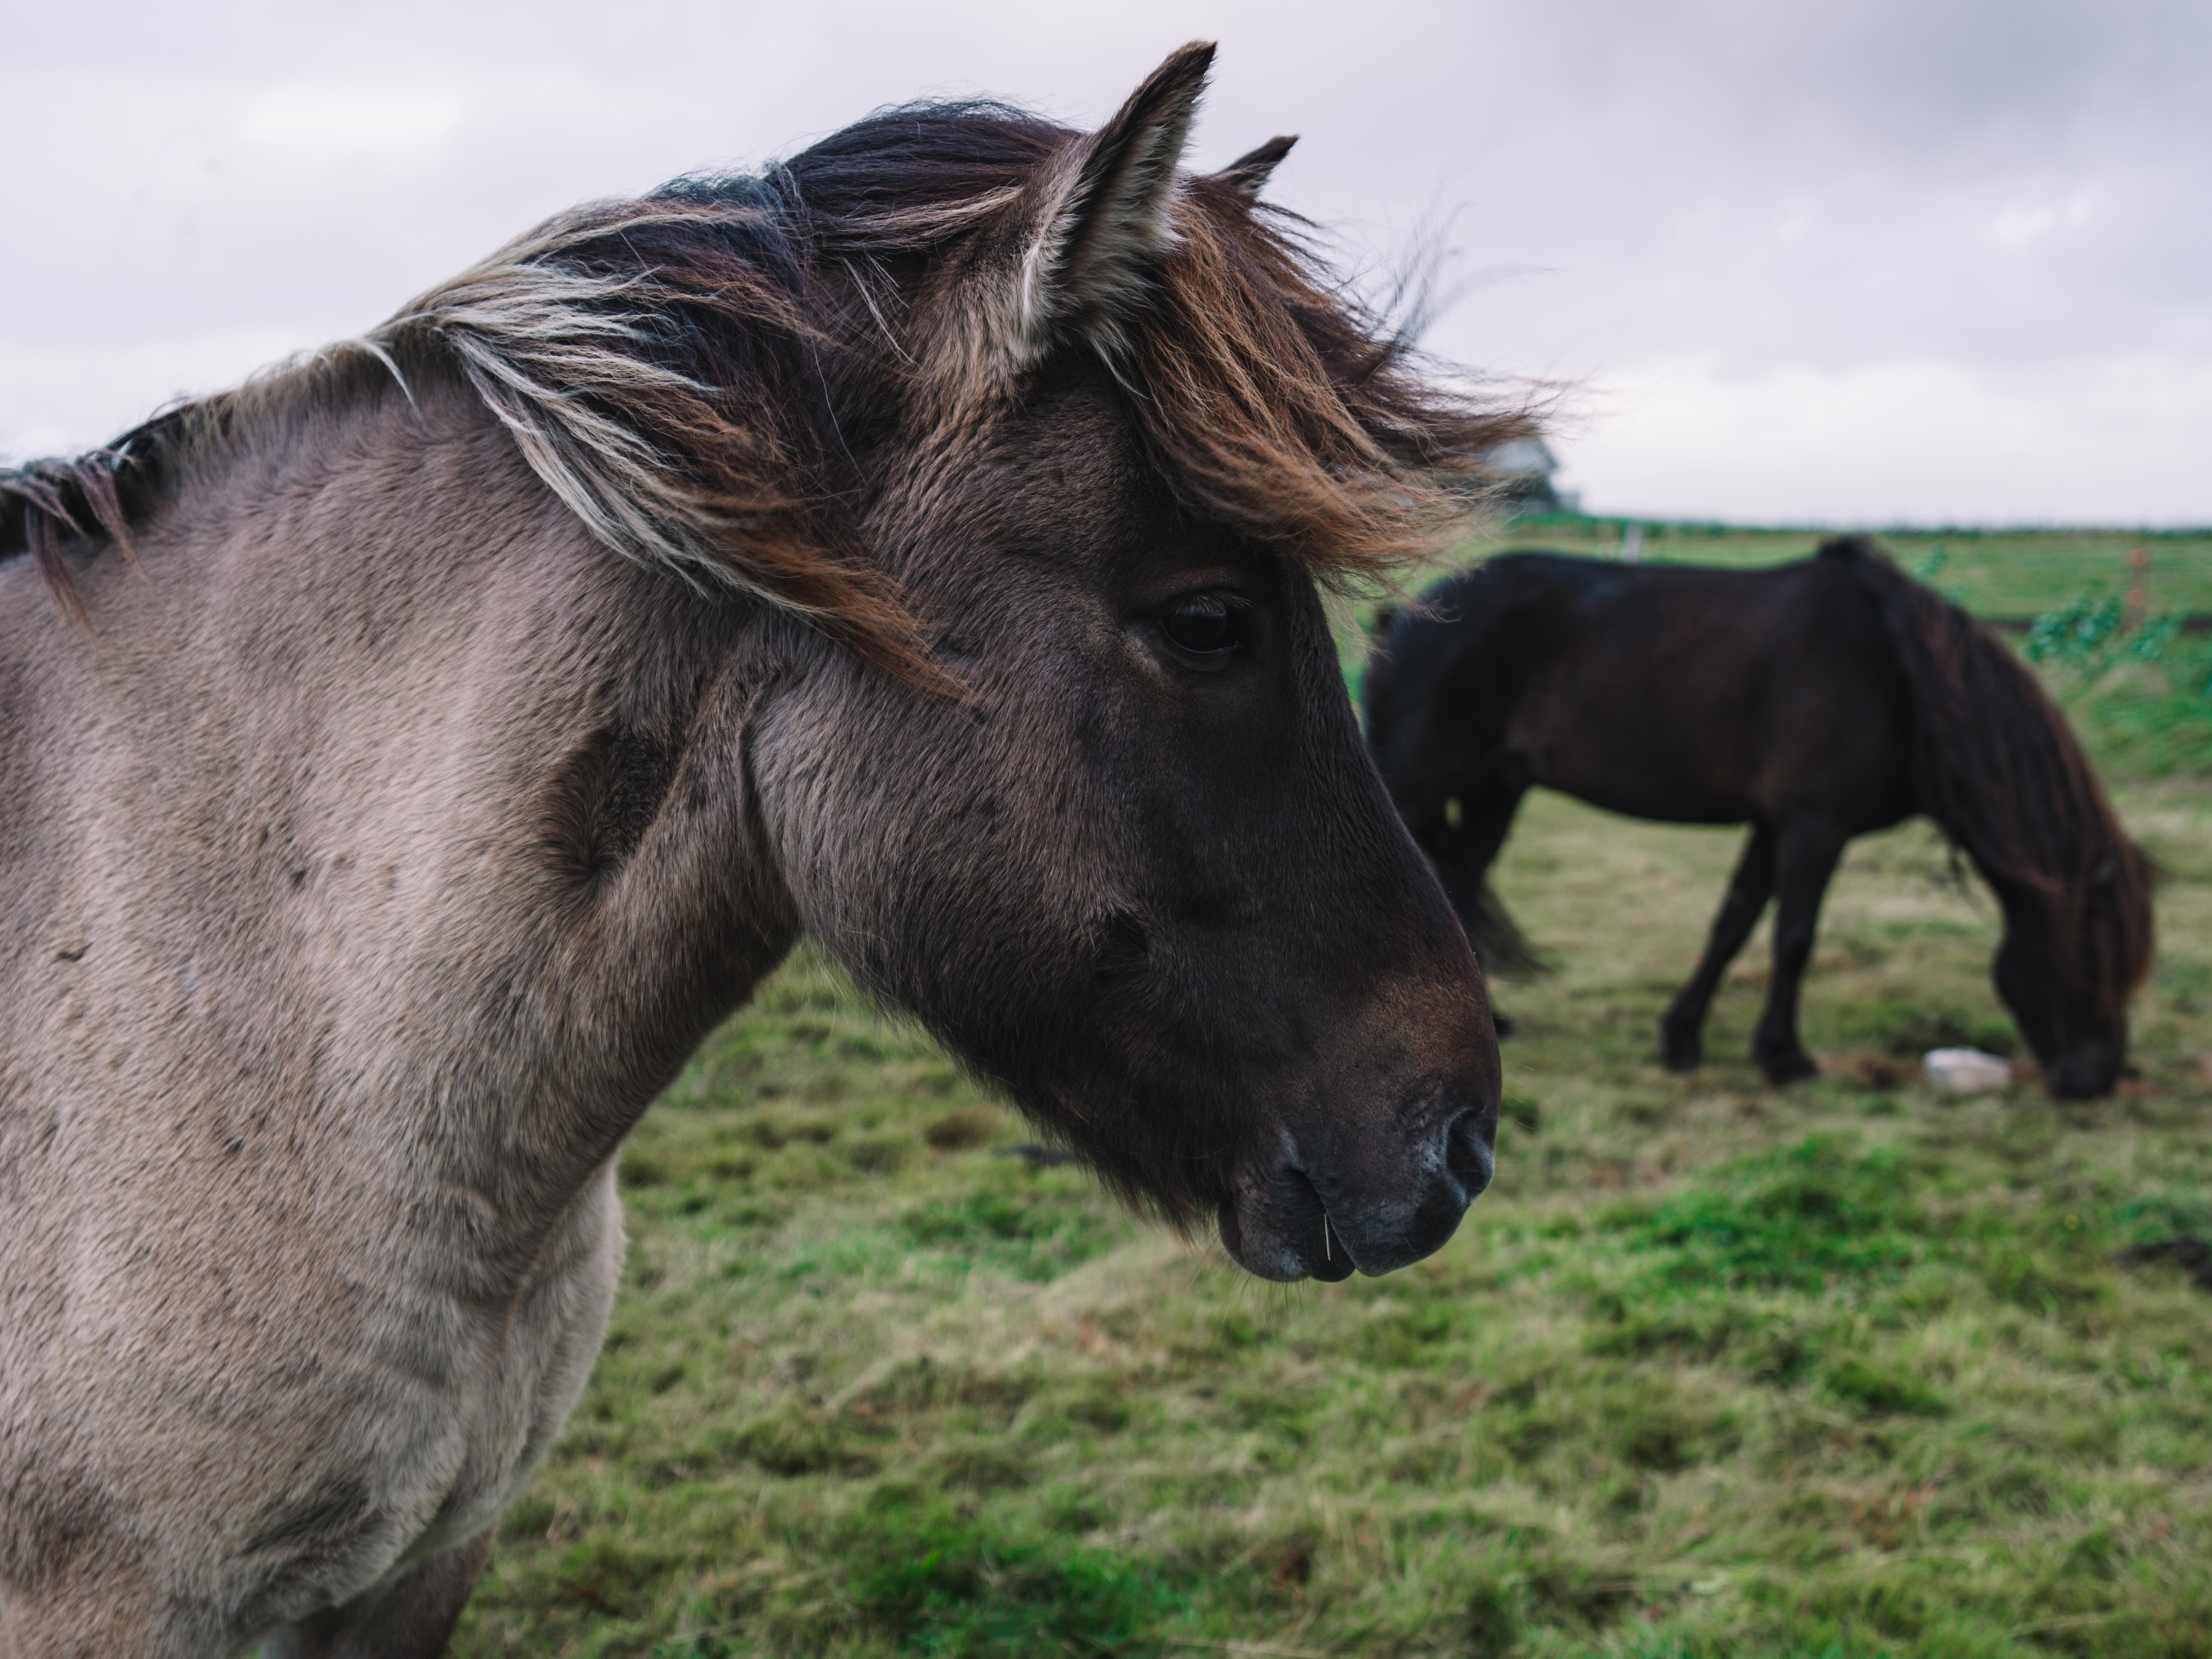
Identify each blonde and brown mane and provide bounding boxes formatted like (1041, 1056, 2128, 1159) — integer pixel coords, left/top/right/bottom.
(1, 96, 1529, 681)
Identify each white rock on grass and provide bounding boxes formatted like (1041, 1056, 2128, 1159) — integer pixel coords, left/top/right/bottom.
(1923, 1047, 2014, 1093)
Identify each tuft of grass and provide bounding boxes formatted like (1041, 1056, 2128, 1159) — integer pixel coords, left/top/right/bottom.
(1619, 1136, 1926, 1294)
(844, 1498, 1185, 1657)
(897, 1191, 1120, 1282)
(1822, 1358, 1949, 1418)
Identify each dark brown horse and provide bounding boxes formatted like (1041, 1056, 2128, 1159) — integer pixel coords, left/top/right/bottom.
(0, 48, 1528, 1656)
(1363, 537, 2153, 1098)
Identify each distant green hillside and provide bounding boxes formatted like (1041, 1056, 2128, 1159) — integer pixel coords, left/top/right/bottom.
(1461, 518, 2212, 619)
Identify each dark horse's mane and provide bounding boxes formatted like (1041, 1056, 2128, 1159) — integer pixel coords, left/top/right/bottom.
(0, 100, 1530, 678)
(1824, 536, 2154, 1008)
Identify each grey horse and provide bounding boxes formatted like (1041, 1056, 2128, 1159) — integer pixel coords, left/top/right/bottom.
(0, 46, 1521, 1656)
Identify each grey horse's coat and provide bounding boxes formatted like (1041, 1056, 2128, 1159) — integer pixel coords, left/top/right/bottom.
(0, 47, 1521, 1656)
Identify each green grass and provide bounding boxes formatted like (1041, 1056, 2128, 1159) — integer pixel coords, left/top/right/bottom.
(454, 533, 2212, 1659)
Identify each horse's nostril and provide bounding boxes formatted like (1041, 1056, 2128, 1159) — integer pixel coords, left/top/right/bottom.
(1444, 1105, 1497, 1198)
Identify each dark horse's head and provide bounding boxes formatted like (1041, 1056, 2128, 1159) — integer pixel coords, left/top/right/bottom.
(1865, 552, 2156, 1099)
(1990, 844, 2155, 1099)
(333, 46, 1517, 1277)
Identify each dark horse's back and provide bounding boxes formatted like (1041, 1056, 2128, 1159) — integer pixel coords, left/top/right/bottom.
(1365, 544, 1914, 836)
(1363, 536, 2152, 1098)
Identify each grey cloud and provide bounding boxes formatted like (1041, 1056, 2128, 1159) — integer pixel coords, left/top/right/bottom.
(7, 0, 2208, 518)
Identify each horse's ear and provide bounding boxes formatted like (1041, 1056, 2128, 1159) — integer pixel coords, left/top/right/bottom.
(1011, 41, 1213, 361)
(1211, 135, 1296, 202)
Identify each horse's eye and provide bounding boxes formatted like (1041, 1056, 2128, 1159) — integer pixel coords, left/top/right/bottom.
(1162, 594, 1243, 659)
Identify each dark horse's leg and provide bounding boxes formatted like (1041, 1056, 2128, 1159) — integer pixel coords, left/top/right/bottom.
(260, 1533, 491, 1659)
(1660, 823, 1777, 1071)
(1426, 775, 1530, 1032)
(1751, 820, 1850, 1086)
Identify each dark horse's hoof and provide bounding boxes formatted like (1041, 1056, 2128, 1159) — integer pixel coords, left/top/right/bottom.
(1659, 1022, 1702, 1072)
(1759, 1050, 1821, 1086)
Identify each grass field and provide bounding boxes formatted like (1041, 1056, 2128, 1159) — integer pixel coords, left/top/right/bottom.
(452, 530, 2212, 1659)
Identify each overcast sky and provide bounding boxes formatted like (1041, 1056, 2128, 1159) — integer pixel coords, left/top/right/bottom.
(7, 0, 2208, 523)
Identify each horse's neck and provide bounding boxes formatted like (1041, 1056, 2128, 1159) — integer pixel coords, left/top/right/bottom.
(6, 384, 801, 1244)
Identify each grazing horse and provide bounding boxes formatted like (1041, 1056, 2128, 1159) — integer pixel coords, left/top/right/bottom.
(1364, 537, 2152, 1097)
(0, 47, 1526, 1657)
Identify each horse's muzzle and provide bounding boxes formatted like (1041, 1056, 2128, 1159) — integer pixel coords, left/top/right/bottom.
(1216, 1098, 1496, 1282)
(2045, 1052, 2122, 1100)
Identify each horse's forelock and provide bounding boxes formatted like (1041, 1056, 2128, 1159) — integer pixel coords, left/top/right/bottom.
(774, 63, 1533, 582)
(1128, 196, 1532, 582)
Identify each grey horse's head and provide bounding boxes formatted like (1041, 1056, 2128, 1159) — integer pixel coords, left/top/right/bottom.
(728, 47, 1520, 1279)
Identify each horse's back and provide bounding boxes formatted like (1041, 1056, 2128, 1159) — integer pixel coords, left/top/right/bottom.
(1387, 551, 1914, 829)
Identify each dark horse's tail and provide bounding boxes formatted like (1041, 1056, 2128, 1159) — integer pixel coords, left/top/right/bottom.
(1825, 535, 2153, 999)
